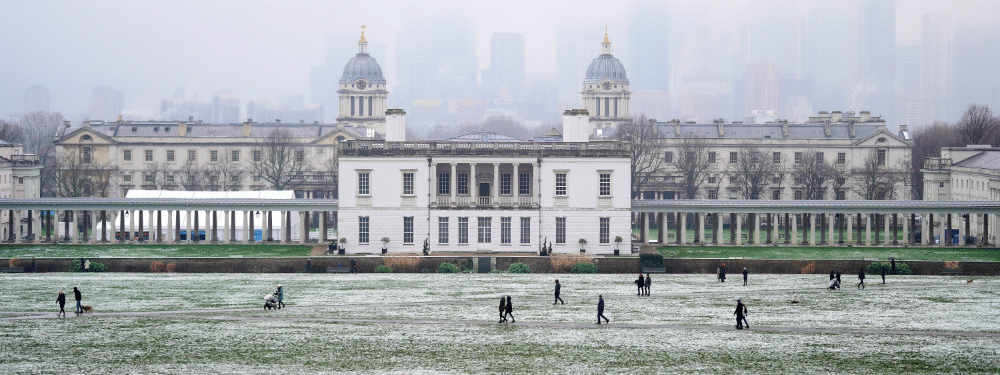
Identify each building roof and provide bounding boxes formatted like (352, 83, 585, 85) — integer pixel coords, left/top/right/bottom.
(953, 151, 1000, 172)
(125, 189, 296, 200)
(60, 122, 375, 142)
(340, 52, 386, 84)
(655, 122, 889, 141)
(631, 199, 1000, 215)
(584, 54, 628, 84)
(447, 131, 522, 142)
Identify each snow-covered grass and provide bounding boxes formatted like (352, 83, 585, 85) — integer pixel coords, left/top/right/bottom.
(1, 273, 999, 373)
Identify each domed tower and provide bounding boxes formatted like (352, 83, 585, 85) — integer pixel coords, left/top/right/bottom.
(337, 26, 388, 135)
(582, 30, 630, 136)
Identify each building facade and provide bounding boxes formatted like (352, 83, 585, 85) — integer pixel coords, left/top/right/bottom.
(52, 119, 375, 199)
(0, 141, 42, 240)
(337, 111, 632, 255)
(922, 145, 1000, 242)
(643, 111, 913, 202)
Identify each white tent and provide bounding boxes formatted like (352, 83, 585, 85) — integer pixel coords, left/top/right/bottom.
(105, 190, 301, 241)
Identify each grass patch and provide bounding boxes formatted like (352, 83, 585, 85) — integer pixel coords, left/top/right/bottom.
(0, 244, 312, 258)
(923, 297, 955, 303)
(657, 245, 1000, 262)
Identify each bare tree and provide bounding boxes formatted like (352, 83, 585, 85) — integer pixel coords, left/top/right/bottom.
(50, 150, 117, 197)
(731, 145, 778, 200)
(319, 154, 339, 199)
(0, 120, 24, 144)
(174, 160, 207, 191)
(792, 151, 836, 200)
(614, 115, 665, 199)
(18, 111, 64, 162)
(209, 147, 245, 191)
(672, 135, 715, 199)
(141, 162, 169, 190)
(956, 104, 1000, 146)
(910, 121, 961, 199)
(852, 149, 905, 200)
(251, 129, 309, 190)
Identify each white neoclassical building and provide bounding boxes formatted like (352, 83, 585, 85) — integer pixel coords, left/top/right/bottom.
(337, 110, 632, 255)
(922, 145, 1000, 243)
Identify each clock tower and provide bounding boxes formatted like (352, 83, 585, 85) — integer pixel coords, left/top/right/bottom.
(581, 30, 630, 137)
(337, 25, 388, 136)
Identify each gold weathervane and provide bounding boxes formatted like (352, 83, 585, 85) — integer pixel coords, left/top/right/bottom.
(360, 24, 367, 43)
(603, 25, 610, 43)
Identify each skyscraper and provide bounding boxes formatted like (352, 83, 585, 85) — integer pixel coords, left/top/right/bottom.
(23, 85, 49, 113)
(89, 86, 124, 121)
(921, 14, 952, 121)
(860, 0, 896, 123)
(807, 0, 862, 111)
(487, 33, 525, 103)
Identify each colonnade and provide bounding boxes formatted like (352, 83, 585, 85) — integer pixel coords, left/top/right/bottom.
(2, 208, 334, 245)
(635, 211, 994, 247)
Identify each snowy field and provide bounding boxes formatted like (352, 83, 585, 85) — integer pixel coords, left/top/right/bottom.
(1, 273, 999, 373)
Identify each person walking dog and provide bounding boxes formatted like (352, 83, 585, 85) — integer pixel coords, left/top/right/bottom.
(734, 299, 749, 329)
(72, 287, 82, 314)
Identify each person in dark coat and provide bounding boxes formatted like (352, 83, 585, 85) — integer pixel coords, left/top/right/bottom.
(830, 270, 836, 281)
(880, 266, 886, 284)
(504, 295, 515, 323)
(742, 268, 749, 286)
(275, 285, 284, 309)
(719, 263, 726, 282)
(857, 269, 866, 289)
(890, 258, 897, 275)
(498, 296, 507, 323)
(56, 291, 66, 317)
(734, 299, 749, 329)
(644, 274, 651, 296)
(350, 258, 358, 273)
(835, 272, 842, 290)
(596, 295, 609, 324)
(72, 287, 82, 314)
(635, 273, 644, 295)
(553, 280, 564, 305)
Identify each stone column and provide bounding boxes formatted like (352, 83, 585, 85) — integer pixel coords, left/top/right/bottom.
(679, 213, 687, 244)
(752, 214, 760, 245)
(471, 163, 478, 206)
(734, 214, 742, 245)
(766, 213, 773, 244)
(865, 214, 872, 246)
(783, 213, 790, 244)
(946, 214, 954, 246)
(492, 163, 500, 207)
(698, 213, 706, 243)
(13, 209, 22, 243)
(34, 210, 42, 244)
(248, 211, 255, 243)
(808, 214, 816, 246)
(300, 211, 308, 244)
(87, 211, 96, 244)
(451, 163, 458, 206)
(983, 214, 990, 246)
(715, 213, 723, 245)
(320, 212, 328, 243)
(285, 211, 292, 243)
(166, 210, 173, 242)
(790, 214, 797, 245)
(657, 212, 666, 244)
(940, 213, 949, 247)
(639, 212, 648, 244)
(730, 213, 737, 244)
(211, 211, 218, 242)
(893, 214, 900, 245)
(242, 211, 249, 243)
(883, 214, 891, 245)
(922, 213, 931, 245)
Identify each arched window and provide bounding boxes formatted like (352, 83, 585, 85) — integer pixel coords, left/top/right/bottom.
(80, 135, 92, 141)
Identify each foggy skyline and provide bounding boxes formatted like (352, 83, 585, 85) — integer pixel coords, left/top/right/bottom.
(1, 0, 996, 125)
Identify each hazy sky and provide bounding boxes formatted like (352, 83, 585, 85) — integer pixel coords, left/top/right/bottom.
(1, 0, 994, 121)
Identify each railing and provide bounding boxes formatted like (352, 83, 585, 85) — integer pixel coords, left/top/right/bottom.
(499, 196, 514, 206)
(554, 196, 568, 206)
(357, 196, 372, 207)
(598, 196, 613, 208)
(341, 140, 631, 158)
(436, 196, 451, 206)
(478, 196, 492, 206)
(402, 196, 417, 207)
(519, 196, 534, 206)
(457, 196, 472, 206)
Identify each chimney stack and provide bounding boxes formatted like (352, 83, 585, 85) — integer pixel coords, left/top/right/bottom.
(179, 122, 187, 137)
(715, 118, 725, 136)
(385, 109, 407, 142)
(781, 120, 789, 138)
(859, 111, 871, 122)
(561, 109, 590, 142)
(242, 120, 253, 137)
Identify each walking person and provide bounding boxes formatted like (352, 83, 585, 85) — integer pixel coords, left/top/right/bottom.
(880, 266, 886, 284)
(56, 291, 66, 317)
(635, 273, 644, 296)
(553, 280, 564, 305)
(504, 295, 515, 323)
(734, 299, 749, 329)
(857, 268, 866, 289)
(72, 287, 82, 314)
(742, 268, 749, 286)
(350, 258, 358, 273)
(644, 274, 652, 296)
(275, 285, 284, 309)
(835, 272, 842, 290)
(596, 295, 609, 324)
(498, 296, 507, 323)
(719, 263, 726, 282)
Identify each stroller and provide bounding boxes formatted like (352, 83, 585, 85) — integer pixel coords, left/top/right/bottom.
(264, 293, 279, 310)
(827, 278, 840, 290)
